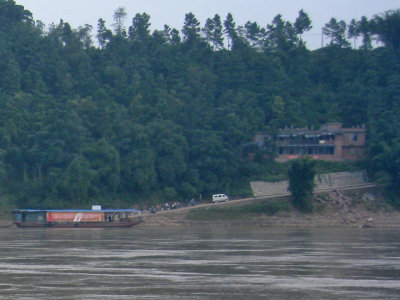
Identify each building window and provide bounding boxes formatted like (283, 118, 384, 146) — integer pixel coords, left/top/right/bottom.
(352, 134, 358, 141)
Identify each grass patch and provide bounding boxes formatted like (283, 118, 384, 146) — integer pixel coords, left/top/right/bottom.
(263, 174, 288, 182)
(187, 200, 289, 221)
(313, 160, 361, 174)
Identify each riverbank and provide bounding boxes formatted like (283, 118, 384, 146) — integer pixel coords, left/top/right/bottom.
(140, 187, 400, 228)
(2, 187, 399, 229)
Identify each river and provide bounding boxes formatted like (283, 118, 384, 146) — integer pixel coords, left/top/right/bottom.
(0, 226, 399, 299)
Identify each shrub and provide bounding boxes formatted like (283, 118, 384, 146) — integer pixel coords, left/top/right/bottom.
(288, 158, 316, 212)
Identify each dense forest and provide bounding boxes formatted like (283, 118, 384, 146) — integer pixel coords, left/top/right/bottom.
(0, 0, 399, 210)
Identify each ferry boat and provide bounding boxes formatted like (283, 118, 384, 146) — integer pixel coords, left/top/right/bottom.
(12, 207, 142, 228)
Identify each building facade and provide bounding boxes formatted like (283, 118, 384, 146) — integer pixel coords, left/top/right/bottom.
(255, 123, 366, 162)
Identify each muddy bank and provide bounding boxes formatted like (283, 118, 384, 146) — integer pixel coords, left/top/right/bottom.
(140, 207, 400, 229)
(140, 188, 400, 228)
(0, 218, 14, 228)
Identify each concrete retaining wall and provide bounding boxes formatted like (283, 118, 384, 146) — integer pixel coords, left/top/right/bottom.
(314, 171, 369, 191)
(250, 170, 369, 197)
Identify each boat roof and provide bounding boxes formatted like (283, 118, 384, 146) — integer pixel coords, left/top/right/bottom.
(13, 209, 139, 213)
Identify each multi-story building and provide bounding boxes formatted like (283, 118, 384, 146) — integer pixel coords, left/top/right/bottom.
(254, 123, 366, 162)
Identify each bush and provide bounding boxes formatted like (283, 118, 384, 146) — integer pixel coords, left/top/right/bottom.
(288, 158, 316, 212)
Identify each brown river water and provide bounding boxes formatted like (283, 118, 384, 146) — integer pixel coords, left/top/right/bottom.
(0, 226, 400, 299)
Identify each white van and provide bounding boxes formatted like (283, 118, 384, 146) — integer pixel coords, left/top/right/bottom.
(212, 194, 229, 203)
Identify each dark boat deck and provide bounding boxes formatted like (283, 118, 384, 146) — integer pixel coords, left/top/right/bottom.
(15, 220, 142, 228)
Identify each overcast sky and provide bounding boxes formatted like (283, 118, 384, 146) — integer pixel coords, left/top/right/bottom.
(17, 0, 400, 49)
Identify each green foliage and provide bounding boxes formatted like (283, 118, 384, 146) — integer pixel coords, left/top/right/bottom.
(187, 200, 289, 220)
(371, 9, 400, 51)
(323, 18, 351, 48)
(162, 187, 177, 202)
(294, 9, 312, 38)
(0, 1, 398, 210)
(313, 160, 361, 174)
(62, 155, 95, 205)
(288, 159, 316, 212)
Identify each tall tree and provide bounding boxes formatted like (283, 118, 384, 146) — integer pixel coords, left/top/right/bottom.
(170, 28, 181, 44)
(359, 16, 372, 50)
(0, 0, 32, 30)
(223, 13, 238, 49)
(371, 9, 400, 51)
(202, 17, 215, 47)
(182, 12, 201, 44)
(128, 13, 151, 42)
(347, 17, 372, 50)
(112, 6, 127, 36)
(266, 14, 298, 50)
(202, 14, 224, 50)
(294, 9, 312, 42)
(96, 18, 112, 48)
(75, 24, 93, 50)
(244, 21, 265, 48)
(347, 19, 360, 48)
(322, 18, 350, 47)
(211, 14, 224, 50)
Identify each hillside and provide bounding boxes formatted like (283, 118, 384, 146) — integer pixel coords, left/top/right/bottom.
(0, 1, 399, 210)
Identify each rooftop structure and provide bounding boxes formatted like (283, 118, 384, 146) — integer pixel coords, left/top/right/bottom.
(255, 123, 366, 162)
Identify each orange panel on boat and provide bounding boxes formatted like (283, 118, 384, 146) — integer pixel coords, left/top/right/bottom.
(46, 212, 104, 223)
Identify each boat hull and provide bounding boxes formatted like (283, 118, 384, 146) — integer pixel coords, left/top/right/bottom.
(15, 220, 142, 228)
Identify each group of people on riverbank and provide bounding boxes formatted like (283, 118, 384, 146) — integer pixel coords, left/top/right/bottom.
(143, 198, 197, 214)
